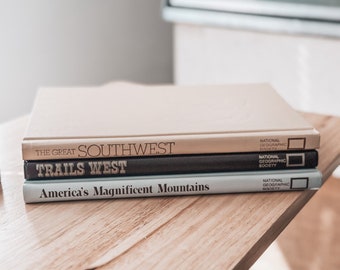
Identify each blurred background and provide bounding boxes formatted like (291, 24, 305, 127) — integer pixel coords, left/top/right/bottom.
(0, 0, 173, 123)
(1, 0, 340, 124)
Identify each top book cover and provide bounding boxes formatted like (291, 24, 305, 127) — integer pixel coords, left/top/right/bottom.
(22, 82, 320, 160)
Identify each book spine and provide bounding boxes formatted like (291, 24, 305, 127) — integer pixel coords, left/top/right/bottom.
(23, 169, 322, 203)
(22, 131, 320, 160)
(24, 151, 319, 180)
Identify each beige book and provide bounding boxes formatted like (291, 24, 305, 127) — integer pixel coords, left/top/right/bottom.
(22, 82, 320, 160)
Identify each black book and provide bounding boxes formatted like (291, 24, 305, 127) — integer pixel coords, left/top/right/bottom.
(24, 150, 318, 180)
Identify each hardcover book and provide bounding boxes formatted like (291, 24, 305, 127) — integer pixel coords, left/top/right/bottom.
(23, 169, 323, 203)
(24, 150, 318, 180)
(22, 82, 320, 160)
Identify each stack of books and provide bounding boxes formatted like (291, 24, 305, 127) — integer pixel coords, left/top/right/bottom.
(22, 82, 322, 203)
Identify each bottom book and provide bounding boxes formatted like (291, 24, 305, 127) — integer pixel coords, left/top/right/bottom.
(23, 169, 322, 203)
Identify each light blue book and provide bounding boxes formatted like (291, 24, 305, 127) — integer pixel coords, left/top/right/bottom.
(23, 169, 322, 203)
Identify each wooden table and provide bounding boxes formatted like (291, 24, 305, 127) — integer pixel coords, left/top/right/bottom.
(0, 113, 339, 269)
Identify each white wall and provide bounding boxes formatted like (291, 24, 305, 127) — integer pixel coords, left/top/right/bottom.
(174, 24, 340, 117)
(0, 0, 173, 123)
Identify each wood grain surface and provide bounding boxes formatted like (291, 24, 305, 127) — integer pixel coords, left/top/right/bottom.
(0, 113, 339, 270)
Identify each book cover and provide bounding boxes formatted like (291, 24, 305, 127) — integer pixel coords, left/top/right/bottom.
(23, 169, 323, 203)
(22, 82, 320, 160)
(24, 150, 318, 180)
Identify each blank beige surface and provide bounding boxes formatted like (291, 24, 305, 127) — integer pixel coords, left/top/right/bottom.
(0, 113, 339, 269)
(24, 83, 313, 139)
